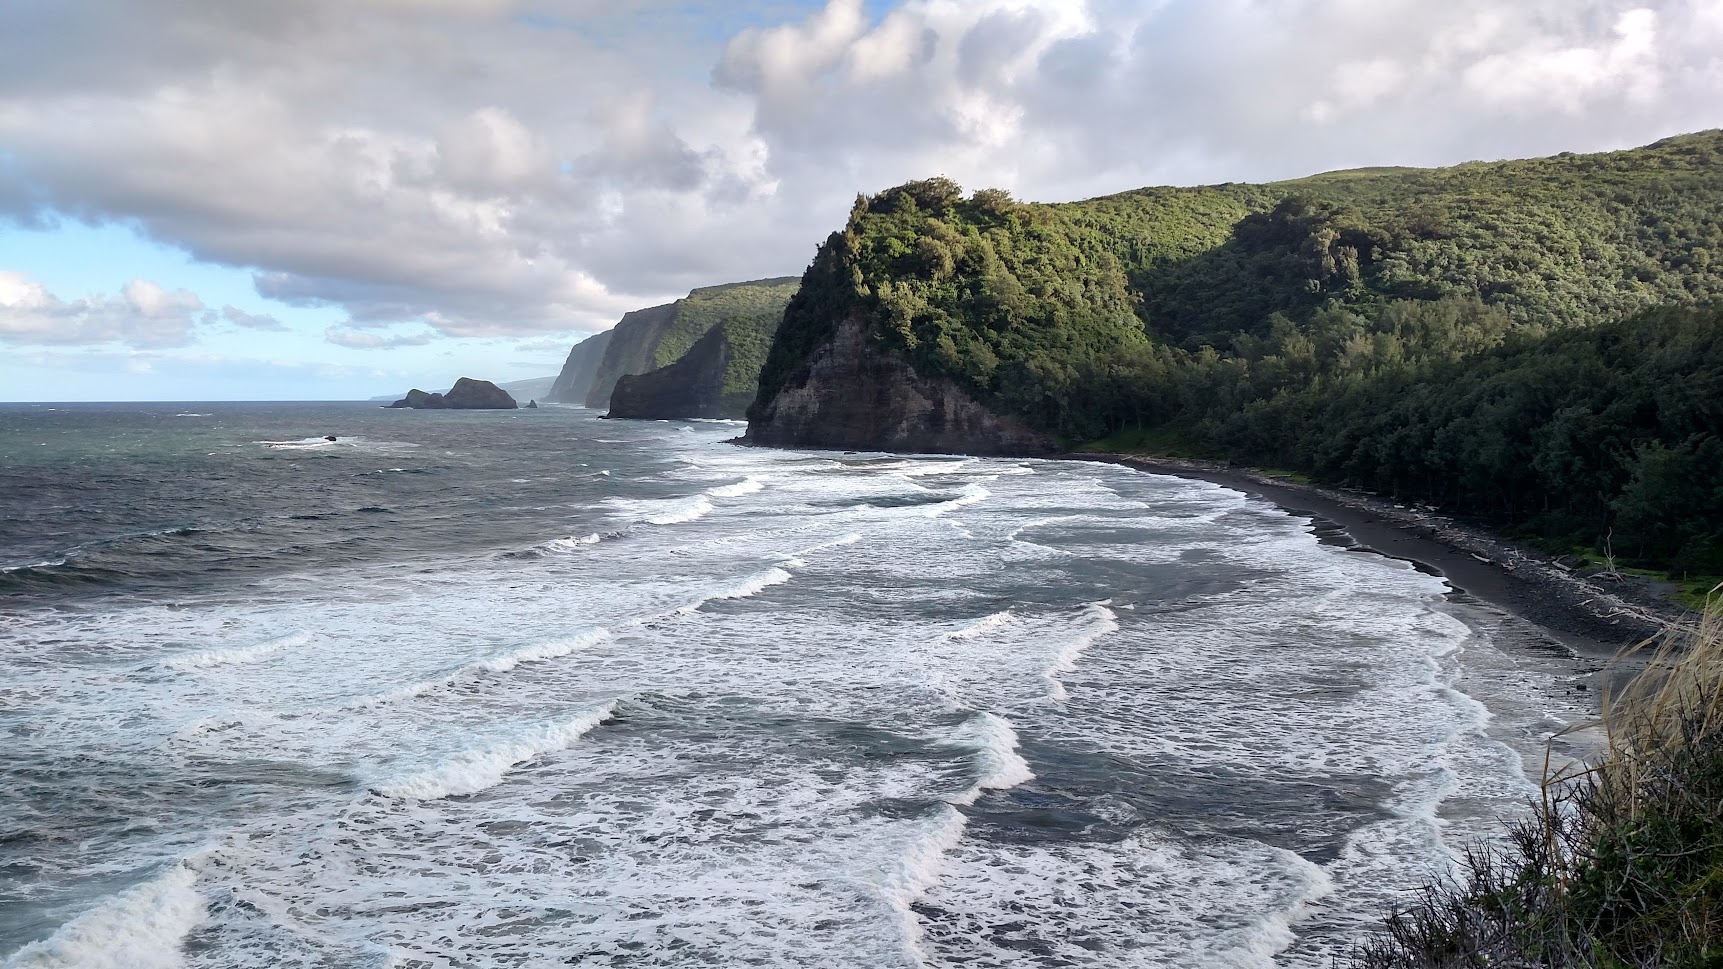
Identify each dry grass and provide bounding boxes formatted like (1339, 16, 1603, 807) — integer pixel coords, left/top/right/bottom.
(1352, 587, 1723, 968)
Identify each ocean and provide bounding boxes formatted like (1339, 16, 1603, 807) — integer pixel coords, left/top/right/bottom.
(0, 402, 1594, 968)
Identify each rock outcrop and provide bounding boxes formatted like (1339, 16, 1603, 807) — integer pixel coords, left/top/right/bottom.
(744, 313, 1056, 455)
(545, 331, 613, 404)
(388, 377, 518, 410)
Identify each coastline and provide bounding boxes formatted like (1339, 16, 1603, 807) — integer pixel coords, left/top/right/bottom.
(1070, 451, 1688, 661)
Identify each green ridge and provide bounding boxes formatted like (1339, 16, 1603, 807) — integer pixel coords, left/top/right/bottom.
(756, 131, 1723, 573)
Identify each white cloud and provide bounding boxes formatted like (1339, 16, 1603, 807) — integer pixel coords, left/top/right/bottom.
(0, 271, 204, 347)
(0, 0, 1719, 353)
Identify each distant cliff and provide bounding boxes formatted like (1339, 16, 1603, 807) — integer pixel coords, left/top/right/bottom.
(388, 377, 517, 410)
(584, 278, 799, 409)
(545, 331, 612, 404)
(607, 287, 797, 420)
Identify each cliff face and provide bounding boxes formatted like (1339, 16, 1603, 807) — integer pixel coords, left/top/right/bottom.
(584, 303, 679, 408)
(545, 332, 612, 404)
(608, 325, 732, 419)
(583, 277, 800, 411)
(744, 313, 1056, 455)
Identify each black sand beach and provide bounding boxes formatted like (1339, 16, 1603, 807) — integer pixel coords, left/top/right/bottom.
(1072, 452, 1690, 662)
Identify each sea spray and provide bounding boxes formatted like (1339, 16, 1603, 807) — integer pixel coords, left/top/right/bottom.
(2, 862, 204, 969)
(946, 711, 1035, 805)
(372, 701, 618, 800)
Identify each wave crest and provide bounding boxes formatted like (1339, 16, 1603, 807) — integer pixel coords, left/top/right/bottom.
(372, 702, 618, 800)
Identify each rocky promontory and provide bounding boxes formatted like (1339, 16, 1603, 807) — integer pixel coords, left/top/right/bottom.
(388, 377, 517, 410)
(743, 313, 1055, 455)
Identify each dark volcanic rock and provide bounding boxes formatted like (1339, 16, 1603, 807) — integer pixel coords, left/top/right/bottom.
(525, 399, 539, 409)
(389, 378, 518, 410)
(744, 313, 1055, 456)
(607, 324, 733, 420)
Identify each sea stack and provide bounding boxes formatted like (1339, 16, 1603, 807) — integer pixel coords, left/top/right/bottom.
(388, 377, 518, 410)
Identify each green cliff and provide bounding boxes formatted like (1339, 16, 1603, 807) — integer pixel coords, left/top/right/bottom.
(748, 131, 1723, 571)
(584, 278, 799, 410)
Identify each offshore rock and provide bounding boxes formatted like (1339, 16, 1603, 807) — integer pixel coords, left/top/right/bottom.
(744, 314, 1055, 456)
(389, 377, 518, 410)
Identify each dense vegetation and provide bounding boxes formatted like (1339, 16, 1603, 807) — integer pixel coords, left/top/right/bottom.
(649, 278, 800, 369)
(755, 131, 1723, 575)
(1355, 600, 1723, 968)
(586, 277, 798, 408)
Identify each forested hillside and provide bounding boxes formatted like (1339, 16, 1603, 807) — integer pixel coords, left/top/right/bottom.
(585, 278, 798, 408)
(753, 132, 1723, 574)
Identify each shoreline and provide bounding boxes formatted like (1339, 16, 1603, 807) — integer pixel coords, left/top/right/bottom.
(1069, 451, 1687, 662)
(727, 433, 1686, 661)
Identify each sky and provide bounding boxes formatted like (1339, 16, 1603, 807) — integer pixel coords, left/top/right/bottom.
(1, 0, 1720, 401)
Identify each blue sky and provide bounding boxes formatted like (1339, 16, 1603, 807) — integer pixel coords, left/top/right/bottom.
(3, 0, 1719, 401)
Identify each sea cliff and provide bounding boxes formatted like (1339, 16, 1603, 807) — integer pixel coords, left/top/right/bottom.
(545, 331, 612, 404)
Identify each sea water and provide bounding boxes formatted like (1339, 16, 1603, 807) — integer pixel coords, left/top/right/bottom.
(0, 402, 1593, 967)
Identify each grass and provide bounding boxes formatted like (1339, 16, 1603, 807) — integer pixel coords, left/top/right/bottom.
(1352, 595, 1723, 968)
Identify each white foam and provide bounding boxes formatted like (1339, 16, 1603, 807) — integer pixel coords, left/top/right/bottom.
(645, 496, 714, 525)
(163, 632, 309, 671)
(881, 806, 970, 964)
(706, 476, 766, 498)
(1044, 603, 1119, 701)
(538, 533, 602, 553)
(924, 484, 992, 517)
(3, 862, 204, 969)
(1, 558, 66, 573)
(476, 628, 612, 673)
(947, 610, 1013, 641)
(913, 833, 1335, 968)
(372, 702, 618, 800)
(345, 628, 613, 707)
(946, 712, 1034, 805)
(677, 568, 792, 614)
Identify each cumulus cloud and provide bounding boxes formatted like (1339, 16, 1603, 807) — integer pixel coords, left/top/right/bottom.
(1, 0, 1720, 347)
(0, 271, 205, 347)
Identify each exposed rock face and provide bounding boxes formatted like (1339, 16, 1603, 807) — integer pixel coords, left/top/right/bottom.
(545, 331, 613, 404)
(608, 324, 732, 419)
(744, 314, 1056, 456)
(584, 303, 679, 408)
(389, 377, 518, 410)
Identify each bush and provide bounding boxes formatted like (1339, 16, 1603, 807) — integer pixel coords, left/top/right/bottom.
(1353, 596, 1723, 968)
